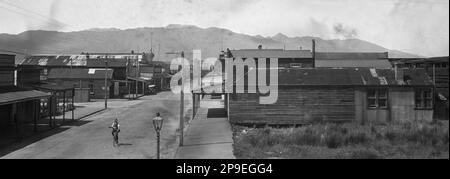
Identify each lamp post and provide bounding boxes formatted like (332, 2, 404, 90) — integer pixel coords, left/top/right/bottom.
(152, 114, 164, 159)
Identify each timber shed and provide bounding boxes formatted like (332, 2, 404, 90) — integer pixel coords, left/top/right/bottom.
(228, 68, 435, 125)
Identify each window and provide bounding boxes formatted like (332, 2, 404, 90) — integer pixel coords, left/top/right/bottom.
(42, 69, 48, 76)
(289, 63, 313, 68)
(290, 63, 302, 68)
(367, 88, 388, 109)
(89, 83, 94, 95)
(415, 89, 433, 109)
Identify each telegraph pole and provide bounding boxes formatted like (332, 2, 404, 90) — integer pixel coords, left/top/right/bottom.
(104, 55, 108, 109)
(135, 55, 139, 99)
(179, 51, 185, 146)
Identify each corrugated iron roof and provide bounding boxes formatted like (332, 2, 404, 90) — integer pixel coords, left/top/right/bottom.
(276, 68, 363, 86)
(35, 83, 75, 91)
(194, 68, 432, 93)
(16, 55, 139, 67)
(390, 56, 449, 64)
(315, 52, 388, 60)
(314, 52, 392, 68)
(235, 68, 432, 86)
(0, 86, 51, 105)
(230, 49, 312, 58)
(47, 68, 114, 79)
(357, 68, 433, 86)
(316, 59, 392, 68)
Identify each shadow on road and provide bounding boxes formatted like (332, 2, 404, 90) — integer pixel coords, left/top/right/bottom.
(207, 108, 227, 118)
(118, 143, 133, 146)
(62, 120, 92, 127)
(0, 120, 93, 158)
(0, 127, 70, 157)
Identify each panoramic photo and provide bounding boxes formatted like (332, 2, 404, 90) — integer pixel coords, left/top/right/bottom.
(0, 0, 448, 163)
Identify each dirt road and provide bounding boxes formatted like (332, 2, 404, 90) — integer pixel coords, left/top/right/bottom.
(1, 92, 186, 159)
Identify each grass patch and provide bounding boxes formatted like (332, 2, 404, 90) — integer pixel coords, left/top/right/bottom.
(233, 121, 449, 159)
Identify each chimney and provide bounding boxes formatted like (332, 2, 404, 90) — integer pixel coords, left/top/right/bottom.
(395, 63, 404, 84)
(312, 39, 316, 68)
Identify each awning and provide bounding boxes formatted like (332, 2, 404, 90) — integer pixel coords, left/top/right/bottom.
(0, 86, 52, 105)
(34, 83, 75, 92)
(127, 77, 150, 82)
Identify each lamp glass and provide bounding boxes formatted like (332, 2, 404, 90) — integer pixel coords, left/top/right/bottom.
(153, 118, 163, 132)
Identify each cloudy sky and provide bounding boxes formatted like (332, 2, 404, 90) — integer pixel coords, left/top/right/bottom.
(0, 0, 448, 57)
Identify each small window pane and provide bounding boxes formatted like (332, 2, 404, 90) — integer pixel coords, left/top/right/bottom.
(368, 90, 377, 98)
(424, 90, 432, 98)
(415, 99, 422, 108)
(379, 89, 388, 98)
(368, 99, 377, 108)
(425, 99, 433, 108)
(379, 99, 388, 108)
(415, 91, 422, 98)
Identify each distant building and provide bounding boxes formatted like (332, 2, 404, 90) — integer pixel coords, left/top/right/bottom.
(315, 52, 392, 68)
(46, 68, 113, 99)
(16, 52, 170, 98)
(225, 49, 314, 68)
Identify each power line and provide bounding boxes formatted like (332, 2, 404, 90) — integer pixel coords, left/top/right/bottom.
(0, 5, 64, 28)
(0, 0, 69, 26)
(0, 0, 69, 28)
(0, 48, 29, 55)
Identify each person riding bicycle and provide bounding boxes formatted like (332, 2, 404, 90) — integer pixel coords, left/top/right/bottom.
(109, 118, 120, 147)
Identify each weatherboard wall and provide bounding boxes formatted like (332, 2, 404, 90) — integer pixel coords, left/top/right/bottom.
(229, 87, 356, 125)
(229, 86, 434, 125)
(355, 87, 433, 124)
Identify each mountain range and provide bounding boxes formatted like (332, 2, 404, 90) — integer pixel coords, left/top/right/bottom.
(0, 24, 421, 62)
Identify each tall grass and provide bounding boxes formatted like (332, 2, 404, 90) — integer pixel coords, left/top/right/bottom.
(233, 121, 449, 159)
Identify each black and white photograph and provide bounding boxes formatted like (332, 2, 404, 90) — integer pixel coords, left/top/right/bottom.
(0, 0, 448, 163)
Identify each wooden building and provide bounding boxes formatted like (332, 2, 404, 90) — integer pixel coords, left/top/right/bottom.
(15, 64, 75, 118)
(0, 54, 52, 134)
(226, 68, 434, 125)
(46, 68, 113, 99)
(389, 56, 449, 120)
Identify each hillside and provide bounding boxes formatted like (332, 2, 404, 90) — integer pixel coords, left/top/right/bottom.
(0, 24, 421, 62)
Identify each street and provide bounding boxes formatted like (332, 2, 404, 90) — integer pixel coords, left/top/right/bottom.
(1, 91, 187, 159)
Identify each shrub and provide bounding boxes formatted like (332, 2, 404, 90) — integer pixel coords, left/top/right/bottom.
(348, 148, 381, 159)
(287, 127, 320, 146)
(325, 131, 344, 148)
(444, 129, 449, 145)
(232, 121, 449, 159)
(345, 132, 371, 145)
(384, 129, 399, 142)
(404, 124, 441, 145)
(241, 132, 261, 147)
(328, 124, 348, 135)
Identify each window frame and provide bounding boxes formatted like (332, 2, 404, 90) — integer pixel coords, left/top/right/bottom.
(290, 63, 302, 68)
(88, 83, 95, 95)
(367, 88, 389, 110)
(415, 88, 434, 110)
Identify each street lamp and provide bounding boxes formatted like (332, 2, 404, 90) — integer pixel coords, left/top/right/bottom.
(152, 113, 164, 159)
